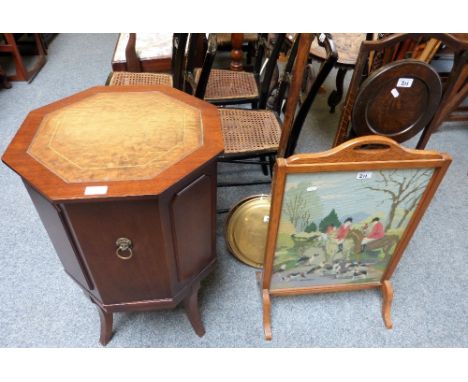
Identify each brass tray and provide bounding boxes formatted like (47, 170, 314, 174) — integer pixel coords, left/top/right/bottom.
(225, 194, 271, 268)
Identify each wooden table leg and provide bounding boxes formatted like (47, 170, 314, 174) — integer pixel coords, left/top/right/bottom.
(381, 280, 394, 329)
(96, 305, 113, 346)
(183, 281, 205, 337)
(230, 33, 244, 71)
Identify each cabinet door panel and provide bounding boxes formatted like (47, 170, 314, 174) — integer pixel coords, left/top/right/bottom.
(171, 174, 215, 282)
(25, 184, 94, 291)
(63, 200, 170, 305)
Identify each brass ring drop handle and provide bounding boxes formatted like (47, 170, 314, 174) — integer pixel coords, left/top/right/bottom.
(115, 237, 133, 260)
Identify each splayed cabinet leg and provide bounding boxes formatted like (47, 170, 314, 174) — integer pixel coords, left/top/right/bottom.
(381, 280, 394, 329)
(262, 289, 272, 340)
(183, 282, 205, 337)
(97, 306, 113, 346)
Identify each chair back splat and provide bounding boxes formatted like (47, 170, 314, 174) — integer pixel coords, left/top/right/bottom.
(283, 33, 338, 157)
(258, 34, 286, 109)
(194, 34, 217, 99)
(125, 33, 141, 72)
(278, 33, 338, 158)
(171, 33, 189, 90)
(272, 35, 300, 114)
(277, 33, 313, 158)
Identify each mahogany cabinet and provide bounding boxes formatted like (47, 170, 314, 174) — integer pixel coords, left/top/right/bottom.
(2, 86, 224, 345)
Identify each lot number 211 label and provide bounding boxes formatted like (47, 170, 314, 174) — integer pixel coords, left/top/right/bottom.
(397, 78, 414, 88)
(356, 171, 372, 180)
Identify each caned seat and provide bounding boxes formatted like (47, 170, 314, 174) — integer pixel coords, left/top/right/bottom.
(194, 68, 259, 101)
(219, 109, 281, 155)
(107, 34, 188, 90)
(107, 71, 173, 86)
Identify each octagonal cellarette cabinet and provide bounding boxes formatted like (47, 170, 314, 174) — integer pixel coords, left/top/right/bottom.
(2, 86, 224, 345)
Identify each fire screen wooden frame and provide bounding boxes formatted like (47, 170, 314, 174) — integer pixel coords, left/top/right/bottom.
(260, 136, 451, 340)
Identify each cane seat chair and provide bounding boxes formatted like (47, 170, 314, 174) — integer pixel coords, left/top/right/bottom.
(107, 34, 188, 90)
(217, 33, 337, 190)
(186, 33, 285, 107)
(333, 33, 468, 149)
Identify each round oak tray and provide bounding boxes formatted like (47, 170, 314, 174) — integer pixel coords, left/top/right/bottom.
(225, 194, 271, 268)
(352, 59, 442, 143)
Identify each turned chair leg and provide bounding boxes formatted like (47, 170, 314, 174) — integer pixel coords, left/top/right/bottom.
(96, 305, 113, 346)
(259, 155, 269, 176)
(183, 282, 205, 337)
(328, 67, 348, 113)
(268, 155, 275, 177)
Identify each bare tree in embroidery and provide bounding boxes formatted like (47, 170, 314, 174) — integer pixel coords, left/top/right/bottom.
(362, 169, 432, 230)
(283, 181, 323, 231)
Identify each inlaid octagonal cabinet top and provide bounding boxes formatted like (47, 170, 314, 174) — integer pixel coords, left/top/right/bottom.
(2, 86, 223, 201)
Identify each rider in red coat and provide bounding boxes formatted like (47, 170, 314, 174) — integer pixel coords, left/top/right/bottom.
(336, 217, 352, 253)
(361, 217, 385, 251)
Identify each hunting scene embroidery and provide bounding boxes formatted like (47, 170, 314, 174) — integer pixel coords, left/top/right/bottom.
(270, 168, 434, 289)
